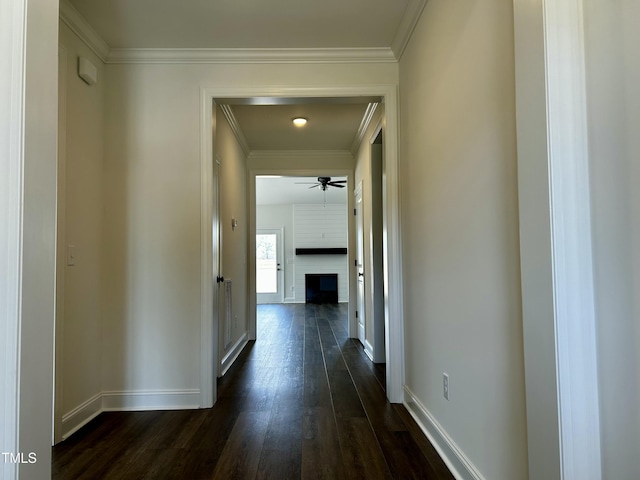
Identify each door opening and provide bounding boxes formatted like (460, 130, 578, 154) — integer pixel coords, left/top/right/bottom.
(355, 182, 366, 346)
(370, 129, 386, 363)
(256, 228, 284, 304)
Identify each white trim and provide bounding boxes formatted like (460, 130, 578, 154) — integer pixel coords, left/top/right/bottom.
(199, 90, 216, 408)
(59, 0, 109, 63)
(363, 340, 374, 362)
(53, 42, 68, 446)
(354, 180, 365, 343)
(59, 387, 203, 440)
(391, 0, 428, 61)
(102, 389, 201, 411)
(107, 47, 397, 65)
(220, 333, 249, 377)
(379, 85, 405, 404)
(60, 393, 102, 440)
(223, 84, 405, 403)
(514, 0, 601, 478)
(0, 0, 27, 476)
(350, 103, 379, 155)
(249, 149, 354, 160)
(544, 0, 602, 477)
(404, 387, 486, 480)
(219, 104, 251, 157)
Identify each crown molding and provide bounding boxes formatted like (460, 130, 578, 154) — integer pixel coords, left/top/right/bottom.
(59, 1, 404, 65)
(106, 47, 397, 65)
(59, 0, 110, 63)
(218, 104, 251, 157)
(350, 103, 379, 155)
(391, 0, 428, 61)
(249, 150, 353, 160)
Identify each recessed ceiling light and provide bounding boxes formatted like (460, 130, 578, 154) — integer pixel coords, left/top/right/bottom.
(292, 117, 308, 127)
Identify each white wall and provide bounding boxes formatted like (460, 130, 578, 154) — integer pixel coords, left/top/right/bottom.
(102, 65, 203, 397)
(101, 64, 393, 399)
(399, 1, 528, 479)
(256, 203, 349, 303)
(58, 21, 105, 436)
(293, 204, 349, 303)
(584, 1, 640, 477)
(256, 205, 295, 301)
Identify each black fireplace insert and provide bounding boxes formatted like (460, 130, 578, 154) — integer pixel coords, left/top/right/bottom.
(305, 273, 338, 304)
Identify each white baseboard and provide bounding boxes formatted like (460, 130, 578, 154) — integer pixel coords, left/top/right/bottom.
(284, 297, 295, 303)
(364, 339, 375, 361)
(220, 332, 248, 377)
(61, 392, 102, 440)
(60, 388, 201, 441)
(403, 386, 486, 480)
(102, 389, 201, 411)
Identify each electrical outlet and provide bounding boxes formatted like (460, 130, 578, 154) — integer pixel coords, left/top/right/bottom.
(443, 373, 449, 400)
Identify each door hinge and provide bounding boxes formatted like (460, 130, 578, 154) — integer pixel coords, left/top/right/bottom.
(354, 259, 358, 267)
(354, 208, 357, 216)
(355, 310, 358, 318)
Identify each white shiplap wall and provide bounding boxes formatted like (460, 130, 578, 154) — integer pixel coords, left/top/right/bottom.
(294, 204, 349, 302)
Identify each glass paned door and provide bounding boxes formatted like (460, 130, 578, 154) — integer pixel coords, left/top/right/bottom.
(256, 229, 284, 304)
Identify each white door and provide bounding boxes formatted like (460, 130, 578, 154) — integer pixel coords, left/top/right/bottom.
(355, 184, 366, 345)
(214, 156, 224, 377)
(256, 228, 284, 304)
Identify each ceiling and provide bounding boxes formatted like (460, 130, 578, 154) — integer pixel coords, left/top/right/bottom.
(230, 103, 369, 151)
(62, 0, 407, 168)
(67, 0, 414, 51)
(256, 176, 348, 205)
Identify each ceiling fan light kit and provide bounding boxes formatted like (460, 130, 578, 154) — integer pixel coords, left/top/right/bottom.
(295, 176, 347, 191)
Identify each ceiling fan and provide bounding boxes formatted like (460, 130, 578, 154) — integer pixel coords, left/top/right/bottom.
(296, 176, 347, 191)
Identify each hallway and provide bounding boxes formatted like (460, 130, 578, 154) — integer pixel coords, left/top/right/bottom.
(52, 304, 453, 479)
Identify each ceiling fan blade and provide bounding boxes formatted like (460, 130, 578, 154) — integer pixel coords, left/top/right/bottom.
(308, 184, 320, 189)
(330, 180, 347, 184)
(327, 182, 345, 188)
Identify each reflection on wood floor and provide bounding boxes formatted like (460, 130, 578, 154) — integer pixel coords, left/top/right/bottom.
(52, 303, 454, 479)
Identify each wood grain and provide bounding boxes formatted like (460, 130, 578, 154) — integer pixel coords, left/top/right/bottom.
(52, 303, 454, 479)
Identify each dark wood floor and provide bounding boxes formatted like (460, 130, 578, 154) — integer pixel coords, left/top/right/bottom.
(52, 303, 454, 479)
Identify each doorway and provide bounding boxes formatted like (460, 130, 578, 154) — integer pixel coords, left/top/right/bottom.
(204, 86, 405, 404)
(370, 129, 386, 363)
(256, 228, 284, 304)
(354, 182, 366, 345)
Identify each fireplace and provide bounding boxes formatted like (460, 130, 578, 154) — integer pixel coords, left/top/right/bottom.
(305, 274, 338, 304)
